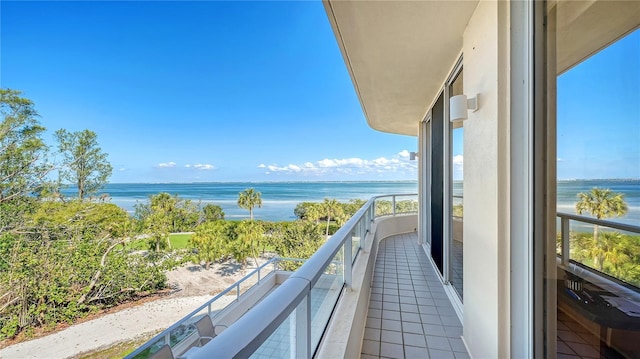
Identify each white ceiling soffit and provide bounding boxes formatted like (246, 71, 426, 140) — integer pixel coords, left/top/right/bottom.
(324, 1, 478, 136)
(554, 0, 640, 75)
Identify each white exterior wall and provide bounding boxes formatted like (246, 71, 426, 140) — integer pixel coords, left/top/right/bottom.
(462, 1, 511, 358)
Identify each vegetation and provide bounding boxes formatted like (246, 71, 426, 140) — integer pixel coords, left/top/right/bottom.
(0, 200, 167, 339)
(0, 89, 399, 343)
(0, 90, 172, 340)
(55, 129, 113, 200)
(575, 188, 629, 271)
(562, 188, 639, 287)
(269, 221, 324, 271)
(453, 204, 464, 217)
(375, 199, 418, 216)
(0, 89, 53, 232)
(237, 188, 262, 220)
(569, 231, 640, 287)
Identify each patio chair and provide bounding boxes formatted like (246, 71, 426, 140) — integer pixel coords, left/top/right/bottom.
(149, 344, 175, 359)
(195, 315, 216, 346)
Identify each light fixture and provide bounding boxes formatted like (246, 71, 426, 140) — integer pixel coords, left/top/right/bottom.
(409, 151, 418, 161)
(450, 94, 479, 122)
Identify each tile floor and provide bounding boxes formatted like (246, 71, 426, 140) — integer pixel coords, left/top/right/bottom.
(556, 308, 629, 359)
(361, 232, 469, 359)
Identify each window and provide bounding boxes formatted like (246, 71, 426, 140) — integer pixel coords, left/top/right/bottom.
(542, 2, 640, 357)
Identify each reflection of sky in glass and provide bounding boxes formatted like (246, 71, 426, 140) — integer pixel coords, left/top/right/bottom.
(557, 28, 639, 180)
(453, 128, 464, 181)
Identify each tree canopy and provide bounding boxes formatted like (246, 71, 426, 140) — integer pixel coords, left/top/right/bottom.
(55, 129, 112, 200)
(0, 89, 52, 229)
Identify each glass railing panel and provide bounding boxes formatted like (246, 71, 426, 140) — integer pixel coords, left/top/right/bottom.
(310, 245, 345, 353)
(249, 308, 295, 359)
(452, 195, 464, 218)
(351, 219, 361, 264)
(567, 220, 640, 289)
(394, 195, 418, 215)
(375, 198, 393, 216)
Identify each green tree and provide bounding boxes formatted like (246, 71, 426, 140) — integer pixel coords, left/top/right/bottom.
(190, 221, 230, 269)
(294, 202, 316, 220)
(0, 89, 53, 230)
(136, 193, 202, 251)
(144, 193, 176, 252)
(575, 187, 628, 271)
(237, 188, 262, 220)
(271, 221, 324, 271)
(202, 203, 225, 222)
(55, 129, 112, 200)
(342, 199, 366, 218)
(236, 220, 263, 267)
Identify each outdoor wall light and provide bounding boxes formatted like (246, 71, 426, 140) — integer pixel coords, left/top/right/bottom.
(450, 94, 479, 122)
(409, 152, 418, 161)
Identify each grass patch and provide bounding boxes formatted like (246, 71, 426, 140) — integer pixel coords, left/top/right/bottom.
(74, 333, 155, 359)
(124, 233, 193, 251)
(169, 233, 192, 249)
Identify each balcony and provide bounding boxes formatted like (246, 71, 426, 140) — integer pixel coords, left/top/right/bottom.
(128, 194, 469, 358)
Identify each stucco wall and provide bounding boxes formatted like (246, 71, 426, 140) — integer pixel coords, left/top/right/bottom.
(462, 1, 510, 358)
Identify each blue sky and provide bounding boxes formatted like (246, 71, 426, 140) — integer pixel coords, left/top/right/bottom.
(2, 2, 638, 183)
(1, 1, 417, 183)
(557, 28, 639, 180)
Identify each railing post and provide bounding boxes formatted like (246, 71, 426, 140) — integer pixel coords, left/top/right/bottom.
(392, 195, 396, 216)
(561, 216, 570, 266)
(345, 237, 353, 288)
(295, 295, 311, 359)
(360, 219, 365, 250)
(164, 332, 171, 346)
(237, 283, 241, 300)
(208, 304, 212, 317)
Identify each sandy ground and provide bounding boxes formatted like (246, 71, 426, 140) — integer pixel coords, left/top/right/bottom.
(0, 259, 270, 359)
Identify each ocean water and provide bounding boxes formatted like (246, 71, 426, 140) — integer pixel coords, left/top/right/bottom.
(556, 179, 640, 228)
(65, 179, 639, 225)
(86, 181, 419, 221)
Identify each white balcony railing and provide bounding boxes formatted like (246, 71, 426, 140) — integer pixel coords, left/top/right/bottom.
(181, 194, 417, 359)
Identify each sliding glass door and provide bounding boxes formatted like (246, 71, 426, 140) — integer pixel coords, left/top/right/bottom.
(540, 2, 640, 357)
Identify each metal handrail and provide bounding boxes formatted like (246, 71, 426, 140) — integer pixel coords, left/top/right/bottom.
(557, 212, 640, 234)
(125, 257, 281, 359)
(191, 193, 417, 359)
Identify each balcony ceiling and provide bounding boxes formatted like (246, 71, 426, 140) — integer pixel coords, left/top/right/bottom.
(323, 1, 478, 136)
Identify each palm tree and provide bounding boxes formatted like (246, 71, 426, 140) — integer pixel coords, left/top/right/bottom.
(575, 187, 628, 271)
(237, 188, 262, 220)
(321, 198, 345, 237)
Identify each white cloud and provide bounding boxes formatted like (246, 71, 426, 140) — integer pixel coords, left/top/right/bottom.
(157, 161, 176, 168)
(194, 163, 215, 170)
(453, 155, 463, 166)
(259, 150, 418, 177)
(118, 167, 126, 172)
(185, 164, 192, 168)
